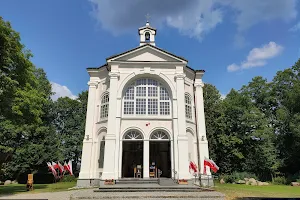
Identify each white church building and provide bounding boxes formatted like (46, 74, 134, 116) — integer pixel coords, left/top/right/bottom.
(77, 21, 210, 186)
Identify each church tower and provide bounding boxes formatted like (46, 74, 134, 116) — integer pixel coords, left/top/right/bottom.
(138, 20, 156, 46)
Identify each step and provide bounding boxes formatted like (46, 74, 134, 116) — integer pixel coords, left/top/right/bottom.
(116, 178, 158, 184)
(70, 191, 225, 200)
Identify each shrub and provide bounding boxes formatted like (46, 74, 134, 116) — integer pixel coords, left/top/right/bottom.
(61, 175, 77, 182)
(273, 176, 287, 185)
(220, 172, 257, 183)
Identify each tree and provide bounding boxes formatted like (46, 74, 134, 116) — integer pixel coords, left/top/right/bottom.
(0, 17, 60, 180)
(52, 91, 87, 174)
(203, 84, 222, 161)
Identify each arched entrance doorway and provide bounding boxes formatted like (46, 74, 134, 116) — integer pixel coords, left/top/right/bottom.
(149, 130, 171, 178)
(122, 130, 144, 178)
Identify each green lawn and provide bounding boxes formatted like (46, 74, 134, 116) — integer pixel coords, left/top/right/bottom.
(214, 183, 300, 200)
(0, 182, 76, 196)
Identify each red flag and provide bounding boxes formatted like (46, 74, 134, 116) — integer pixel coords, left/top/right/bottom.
(52, 161, 59, 170)
(63, 161, 69, 171)
(58, 162, 64, 173)
(64, 160, 73, 175)
(68, 160, 73, 176)
(47, 162, 57, 178)
(203, 158, 219, 174)
(189, 161, 198, 173)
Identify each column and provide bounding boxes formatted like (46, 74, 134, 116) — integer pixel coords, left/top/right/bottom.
(143, 140, 150, 178)
(114, 97, 122, 178)
(175, 73, 190, 179)
(79, 81, 98, 179)
(172, 99, 179, 179)
(102, 72, 120, 179)
(194, 71, 210, 175)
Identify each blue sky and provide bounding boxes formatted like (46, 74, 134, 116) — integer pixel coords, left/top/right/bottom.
(0, 0, 300, 99)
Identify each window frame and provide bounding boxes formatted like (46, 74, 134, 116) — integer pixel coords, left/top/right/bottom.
(122, 78, 172, 118)
(100, 92, 109, 120)
(185, 93, 193, 120)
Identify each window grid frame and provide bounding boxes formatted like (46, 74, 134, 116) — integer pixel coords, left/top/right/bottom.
(123, 79, 171, 117)
(100, 93, 109, 119)
(185, 93, 192, 119)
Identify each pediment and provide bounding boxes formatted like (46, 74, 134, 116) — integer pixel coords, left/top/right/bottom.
(106, 44, 187, 63)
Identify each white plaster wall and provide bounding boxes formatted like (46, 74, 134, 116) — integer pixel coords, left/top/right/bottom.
(79, 48, 209, 181)
(120, 119, 173, 139)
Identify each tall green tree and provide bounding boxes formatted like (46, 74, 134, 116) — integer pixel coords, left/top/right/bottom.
(0, 17, 60, 180)
(52, 91, 87, 174)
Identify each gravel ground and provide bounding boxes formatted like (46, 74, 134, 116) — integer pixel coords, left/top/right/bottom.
(0, 189, 225, 200)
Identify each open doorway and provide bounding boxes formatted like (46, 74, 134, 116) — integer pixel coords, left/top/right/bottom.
(149, 141, 171, 178)
(122, 141, 143, 178)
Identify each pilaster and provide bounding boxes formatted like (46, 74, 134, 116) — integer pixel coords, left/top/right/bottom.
(194, 72, 210, 175)
(79, 81, 99, 179)
(102, 71, 120, 179)
(175, 73, 190, 179)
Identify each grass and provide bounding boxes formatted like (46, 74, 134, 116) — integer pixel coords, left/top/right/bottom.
(0, 182, 76, 196)
(214, 183, 300, 200)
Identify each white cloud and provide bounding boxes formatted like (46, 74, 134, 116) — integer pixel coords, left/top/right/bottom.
(88, 0, 298, 41)
(289, 21, 300, 32)
(227, 42, 283, 72)
(225, 0, 297, 32)
(51, 82, 77, 101)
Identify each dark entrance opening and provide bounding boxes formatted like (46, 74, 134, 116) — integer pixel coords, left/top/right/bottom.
(150, 141, 171, 178)
(122, 141, 143, 178)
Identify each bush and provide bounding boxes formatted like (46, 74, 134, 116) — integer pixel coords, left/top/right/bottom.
(287, 172, 300, 183)
(61, 175, 77, 182)
(273, 176, 287, 185)
(220, 172, 258, 183)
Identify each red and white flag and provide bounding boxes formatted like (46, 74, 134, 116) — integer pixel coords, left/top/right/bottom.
(52, 161, 59, 170)
(203, 158, 219, 174)
(64, 160, 73, 175)
(58, 161, 64, 173)
(47, 162, 57, 178)
(189, 161, 198, 173)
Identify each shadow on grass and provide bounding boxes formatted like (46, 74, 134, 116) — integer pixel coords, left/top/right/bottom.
(0, 184, 47, 196)
(236, 198, 300, 200)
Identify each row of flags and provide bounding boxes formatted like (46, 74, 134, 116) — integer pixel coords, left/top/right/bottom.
(189, 158, 219, 174)
(47, 161, 73, 179)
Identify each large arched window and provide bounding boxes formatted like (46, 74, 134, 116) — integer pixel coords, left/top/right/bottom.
(185, 93, 192, 119)
(123, 78, 171, 116)
(100, 93, 109, 119)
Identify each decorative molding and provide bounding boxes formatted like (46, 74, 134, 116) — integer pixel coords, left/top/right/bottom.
(174, 73, 186, 81)
(194, 81, 204, 88)
(108, 72, 120, 79)
(88, 81, 99, 88)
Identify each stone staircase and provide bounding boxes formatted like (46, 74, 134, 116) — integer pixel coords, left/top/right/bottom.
(70, 179, 225, 200)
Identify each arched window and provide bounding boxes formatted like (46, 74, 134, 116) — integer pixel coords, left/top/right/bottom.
(98, 135, 105, 168)
(145, 32, 150, 42)
(123, 130, 143, 140)
(123, 79, 171, 116)
(100, 93, 109, 119)
(185, 93, 192, 119)
(150, 130, 170, 140)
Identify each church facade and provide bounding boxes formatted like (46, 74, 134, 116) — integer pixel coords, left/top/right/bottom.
(77, 21, 210, 186)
